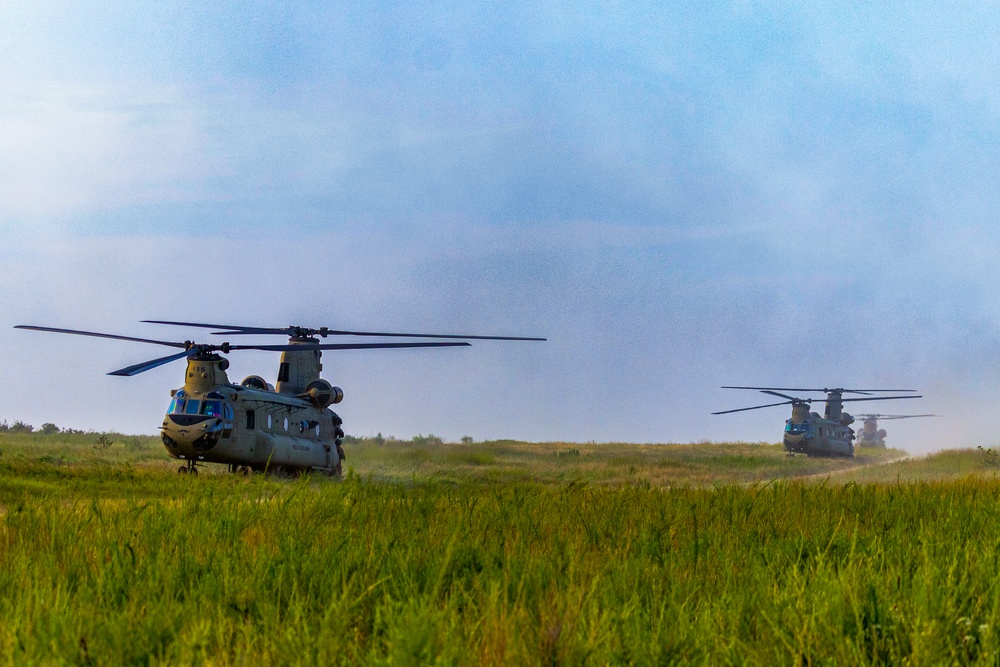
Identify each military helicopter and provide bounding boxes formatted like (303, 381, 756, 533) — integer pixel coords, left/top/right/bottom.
(15, 321, 545, 476)
(713, 386, 923, 457)
(854, 414, 936, 449)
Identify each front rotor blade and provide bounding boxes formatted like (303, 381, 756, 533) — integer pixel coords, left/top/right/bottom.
(15, 325, 188, 348)
(712, 400, 799, 415)
(760, 390, 801, 401)
(108, 349, 199, 376)
(141, 320, 286, 334)
(229, 342, 472, 352)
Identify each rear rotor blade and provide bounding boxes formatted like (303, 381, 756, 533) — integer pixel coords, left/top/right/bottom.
(109, 349, 199, 376)
(145, 319, 546, 341)
(712, 400, 801, 415)
(722, 386, 916, 394)
(215, 327, 545, 341)
(838, 395, 922, 403)
(229, 342, 472, 352)
(290, 329, 546, 341)
(875, 414, 937, 420)
(15, 325, 188, 348)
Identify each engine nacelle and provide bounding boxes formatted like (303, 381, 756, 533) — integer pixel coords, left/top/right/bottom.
(840, 412, 855, 426)
(302, 379, 343, 408)
(241, 375, 271, 391)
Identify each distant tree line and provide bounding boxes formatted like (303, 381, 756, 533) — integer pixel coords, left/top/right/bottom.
(0, 420, 88, 435)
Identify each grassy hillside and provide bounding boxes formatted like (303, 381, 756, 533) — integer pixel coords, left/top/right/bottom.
(3, 433, 1000, 663)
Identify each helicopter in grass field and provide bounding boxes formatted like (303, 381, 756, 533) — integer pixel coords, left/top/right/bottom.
(713, 386, 923, 457)
(853, 413, 936, 449)
(15, 321, 545, 476)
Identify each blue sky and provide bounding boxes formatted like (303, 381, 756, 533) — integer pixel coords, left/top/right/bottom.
(3, 2, 1000, 450)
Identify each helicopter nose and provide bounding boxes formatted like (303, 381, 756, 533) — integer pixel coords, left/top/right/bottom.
(161, 417, 224, 452)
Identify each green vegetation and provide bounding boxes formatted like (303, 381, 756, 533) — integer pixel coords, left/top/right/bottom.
(3, 432, 1000, 663)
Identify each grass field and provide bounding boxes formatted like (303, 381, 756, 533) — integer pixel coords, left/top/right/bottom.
(2, 431, 1000, 664)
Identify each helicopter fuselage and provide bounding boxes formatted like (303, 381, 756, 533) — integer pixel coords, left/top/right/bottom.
(782, 415, 855, 457)
(159, 346, 345, 474)
(855, 417, 887, 448)
(781, 400, 855, 457)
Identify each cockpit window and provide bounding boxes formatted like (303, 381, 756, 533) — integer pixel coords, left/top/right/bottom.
(184, 400, 202, 415)
(201, 401, 223, 417)
(168, 399, 185, 414)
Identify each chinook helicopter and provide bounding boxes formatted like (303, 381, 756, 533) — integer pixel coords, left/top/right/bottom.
(15, 321, 545, 476)
(854, 414, 936, 449)
(713, 386, 922, 457)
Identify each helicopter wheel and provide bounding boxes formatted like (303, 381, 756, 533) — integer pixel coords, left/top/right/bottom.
(178, 466, 188, 475)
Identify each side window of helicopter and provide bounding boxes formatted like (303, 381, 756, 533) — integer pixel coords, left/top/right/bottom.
(315, 424, 321, 437)
(223, 404, 233, 421)
(201, 401, 223, 417)
(267, 414, 273, 430)
(184, 400, 201, 415)
(283, 417, 289, 432)
(246, 410, 255, 429)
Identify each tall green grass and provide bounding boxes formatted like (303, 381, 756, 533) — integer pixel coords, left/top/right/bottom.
(2, 469, 1000, 662)
(2, 434, 1000, 663)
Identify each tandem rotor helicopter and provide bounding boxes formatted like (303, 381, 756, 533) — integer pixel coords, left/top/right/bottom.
(15, 320, 545, 476)
(713, 386, 923, 457)
(854, 414, 936, 449)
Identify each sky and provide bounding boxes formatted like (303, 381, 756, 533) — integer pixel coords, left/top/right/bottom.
(2, 1, 1000, 452)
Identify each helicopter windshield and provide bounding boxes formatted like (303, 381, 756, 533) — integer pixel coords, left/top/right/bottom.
(785, 422, 810, 435)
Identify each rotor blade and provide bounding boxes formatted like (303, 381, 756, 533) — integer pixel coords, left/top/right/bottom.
(141, 320, 280, 333)
(760, 390, 802, 401)
(219, 328, 547, 341)
(108, 349, 199, 376)
(15, 325, 188, 348)
(144, 319, 546, 341)
(878, 414, 937, 420)
(228, 342, 472, 352)
(712, 400, 799, 415)
(722, 386, 916, 394)
(838, 395, 923, 403)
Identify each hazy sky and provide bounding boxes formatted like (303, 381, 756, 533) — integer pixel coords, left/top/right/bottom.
(3, 2, 1000, 451)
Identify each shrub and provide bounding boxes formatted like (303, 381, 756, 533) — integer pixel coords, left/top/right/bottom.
(9, 421, 33, 434)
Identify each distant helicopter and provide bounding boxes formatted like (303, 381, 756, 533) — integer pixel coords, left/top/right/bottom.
(16, 321, 545, 476)
(853, 414, 936, 449)
(713, 386, 923, 457)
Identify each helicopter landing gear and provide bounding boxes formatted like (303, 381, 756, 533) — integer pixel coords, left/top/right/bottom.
(178, 461, 199, 475)
(228, 464, 251, 475)
(786, 452, 795, 458)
